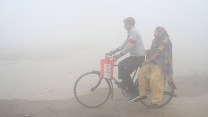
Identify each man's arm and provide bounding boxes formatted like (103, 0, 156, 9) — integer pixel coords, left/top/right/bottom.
(116, 40, 126, 52)
(119, 39, 136, 55)
(119, 32, 137, 55)
(110, 40, 126, 55)
(112, 39, 136, 61)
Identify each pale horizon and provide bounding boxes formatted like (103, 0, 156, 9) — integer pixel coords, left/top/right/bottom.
(0, 0, 208, 99)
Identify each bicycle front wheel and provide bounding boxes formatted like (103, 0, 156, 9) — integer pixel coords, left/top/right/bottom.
(74, 71, 111, 108)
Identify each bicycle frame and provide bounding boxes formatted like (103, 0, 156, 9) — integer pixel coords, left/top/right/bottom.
(104, 64, 139, 99)
(74, 53, 175, 108)
(99, 53, 141, 98)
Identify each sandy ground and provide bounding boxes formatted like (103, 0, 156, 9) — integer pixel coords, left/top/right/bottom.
(0, 74, 208, 117)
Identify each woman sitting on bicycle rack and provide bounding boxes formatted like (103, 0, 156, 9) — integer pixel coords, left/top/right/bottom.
(138, 26, 175, 107)
(109, 17, 145, 102)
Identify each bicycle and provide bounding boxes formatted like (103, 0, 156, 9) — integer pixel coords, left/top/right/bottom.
(74, 53, 176, 108)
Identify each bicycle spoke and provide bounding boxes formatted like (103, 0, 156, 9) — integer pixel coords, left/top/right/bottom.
(74, 71, 111, 108)
(139, 80, 174, 108)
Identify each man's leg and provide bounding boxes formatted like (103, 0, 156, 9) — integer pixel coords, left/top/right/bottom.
(118, 57, 130, 88)
(149, 64, 164, 105)
(123, 56, 145, 96)
(118, 57, 129, 80)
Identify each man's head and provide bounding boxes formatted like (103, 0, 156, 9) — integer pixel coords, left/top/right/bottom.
(123, 17, 135, 30)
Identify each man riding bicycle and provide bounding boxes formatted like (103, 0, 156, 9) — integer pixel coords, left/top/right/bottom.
(110, 17, 145, 102)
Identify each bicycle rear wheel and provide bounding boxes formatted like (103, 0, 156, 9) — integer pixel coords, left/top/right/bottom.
(139, 79, 174, 108)
(74, 71, 111, 108)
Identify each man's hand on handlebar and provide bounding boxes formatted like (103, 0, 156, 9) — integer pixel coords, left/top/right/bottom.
(107, 50, 122, 62)
(109, 49, 117, 56)
(112, 53, 122, 62)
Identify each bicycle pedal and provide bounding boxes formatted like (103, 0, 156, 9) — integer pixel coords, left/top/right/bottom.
(114, 82, 123, 87)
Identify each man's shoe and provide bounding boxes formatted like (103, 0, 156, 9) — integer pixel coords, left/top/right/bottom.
(134, 95, 147, 102)
(128, 95, 140, 102)
(114, 81, 125, 89)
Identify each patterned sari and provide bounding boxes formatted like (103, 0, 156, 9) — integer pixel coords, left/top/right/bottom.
(148, 30, 173, 81)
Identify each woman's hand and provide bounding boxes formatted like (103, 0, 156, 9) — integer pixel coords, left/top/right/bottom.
(113, 53, 122, 62)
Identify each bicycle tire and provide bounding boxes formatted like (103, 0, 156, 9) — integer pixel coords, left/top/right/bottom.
(139, 80, 174, 108)
(74, 71, 111, 108)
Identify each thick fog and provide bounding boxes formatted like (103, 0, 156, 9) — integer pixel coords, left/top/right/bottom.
(0, 0, 208, 100)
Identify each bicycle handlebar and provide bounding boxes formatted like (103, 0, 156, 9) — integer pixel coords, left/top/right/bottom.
(105, 53, 111, 59)
(105, 53, 114, 60)
(104, 53, 121, 67)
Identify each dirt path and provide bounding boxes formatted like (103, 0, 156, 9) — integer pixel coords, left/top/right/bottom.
(0, 74, 208, 117)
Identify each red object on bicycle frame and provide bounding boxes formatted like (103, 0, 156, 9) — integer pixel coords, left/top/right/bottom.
(100, 59, 114, 80)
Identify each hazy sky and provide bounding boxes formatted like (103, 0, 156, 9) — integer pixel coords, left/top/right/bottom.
(0, 0, 208, 73)
(0, 0, 208, 100)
